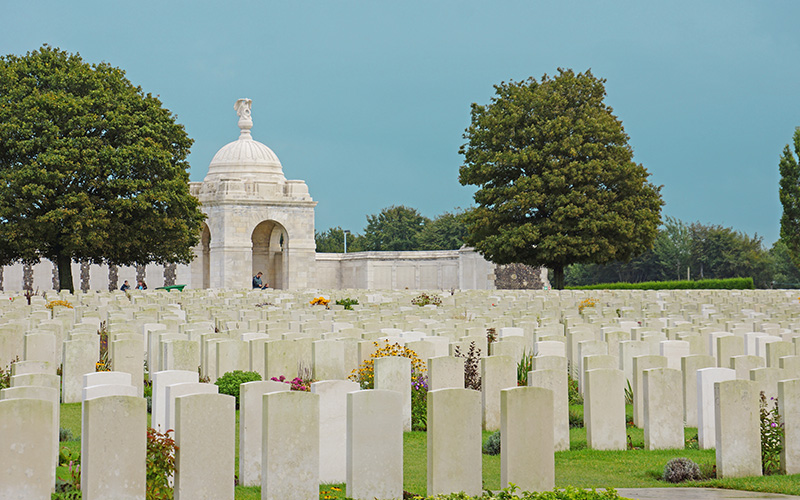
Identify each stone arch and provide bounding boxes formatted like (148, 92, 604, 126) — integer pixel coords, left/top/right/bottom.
(252, 220, 287, 289)
(201, 223, 211, 289)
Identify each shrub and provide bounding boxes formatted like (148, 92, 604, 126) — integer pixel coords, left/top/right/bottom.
(483, 430, 501, 455)
(568, 374, 583, 405)
(215, 370, 262, 407)
(335, 297, 359, 310)
(568, 277, 754, 290)
(59, 427, 75, 442)
(411, 293, 441, 307)
(760, 390, 784, 475)
(568, 407, 584, 428)
(309, 296, 330, 307)
(348, 340, 426, 390)
(147, 427, 177, 500)
(663, 457, 701, 483)
(453, 341, 481, 390)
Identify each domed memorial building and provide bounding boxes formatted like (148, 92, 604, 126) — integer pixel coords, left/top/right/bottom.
(0, 99, 545, 291)
(188, 99, 316, 290)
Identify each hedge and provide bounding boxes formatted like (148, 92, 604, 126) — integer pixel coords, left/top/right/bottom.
(567, 277, 754, 290)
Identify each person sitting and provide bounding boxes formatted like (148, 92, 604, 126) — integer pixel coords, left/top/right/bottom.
(252, 272, 269, 289)
(136, 280, 147, 290)
(120, 280, 131, 291)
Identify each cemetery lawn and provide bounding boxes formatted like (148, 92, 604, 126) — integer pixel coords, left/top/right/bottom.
(58, 404, 800, 499)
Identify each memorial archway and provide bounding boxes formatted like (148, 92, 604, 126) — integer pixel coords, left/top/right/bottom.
(252, 220, 287, 289)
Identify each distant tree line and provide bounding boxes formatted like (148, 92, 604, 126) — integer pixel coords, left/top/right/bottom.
(315, 205, 469, 253)
(564, 217, 800, 289)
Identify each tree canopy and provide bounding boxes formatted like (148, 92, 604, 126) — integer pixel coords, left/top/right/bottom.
(0, 45, 205, 291)
(362, 205, 430, 251)
(316, 207, 469, 253)
(564, 218, 777, 289)
(458, 69, 663, 289)
(779, 127, 800, 269)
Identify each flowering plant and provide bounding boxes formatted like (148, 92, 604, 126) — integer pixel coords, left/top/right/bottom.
(348, 340, 426, 389)
(760, 391, 784, 475)
(309, 296, 330, 307)
(46, 299, 73, 309)
(578, 297, 597, 314)
(271, 375, 310, 391)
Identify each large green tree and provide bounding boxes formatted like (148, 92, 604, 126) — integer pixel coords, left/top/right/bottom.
(0, 46, 205, 292)
(459, 69, 663, 289)
(779, 127, 800, 269)
(363, 205, 429, 251)
(417, 210, 469, 250)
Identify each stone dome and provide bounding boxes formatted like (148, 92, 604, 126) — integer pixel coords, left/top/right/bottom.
(204, 98, 286, 183)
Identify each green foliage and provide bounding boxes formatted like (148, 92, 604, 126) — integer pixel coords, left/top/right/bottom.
(0, 45, 205, 292)
(459, 69, 663, 289)
(760, 391, 784, 475)
(517, 352, 532, 386)
(146, 427, 176, 500)
(663, 457, 702, 483)
(411, 293, 442, 307)
(422, 486, 627, 500)
(568, 374, 583, 405)
(0, 356, 18, 390)
(780, 127, 800, 270)
(214, 370, 262, 407)
(483, 430, 501, 455)
(315, 226, 365, 253)
(568, 277, 754, 290)
(59, 427, 75, 442)
(565, 218, 775, 288)
(53, 448, 81, 499)
(334, 297, 359, 310)
(568, 406, 584, 429)
(768, 239, 800, 288)
(411, 374, 428, 431)
(453, 341, 481, 390)
(417, 210, 469, 250)
(363, 205, 430, 251)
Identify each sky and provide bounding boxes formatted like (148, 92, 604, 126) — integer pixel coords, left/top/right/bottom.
(3, 1, 799, 244)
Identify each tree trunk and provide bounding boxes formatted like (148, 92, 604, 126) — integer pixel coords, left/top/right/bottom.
(552, 265, 565, 290)
(57, 253, 74, 293)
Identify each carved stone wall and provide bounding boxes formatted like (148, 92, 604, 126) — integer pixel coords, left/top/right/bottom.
(493, 263, 546, 290)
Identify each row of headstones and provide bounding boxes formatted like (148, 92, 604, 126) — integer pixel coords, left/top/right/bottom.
(0, 364, 555, 499)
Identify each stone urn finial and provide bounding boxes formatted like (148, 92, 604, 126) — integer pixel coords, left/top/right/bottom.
(234, 98, 253, 138)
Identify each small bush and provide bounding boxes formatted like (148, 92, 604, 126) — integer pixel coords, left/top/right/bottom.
(568, 407, 584, 428)
(335, 297, 359, 310)
(453, 341, 481, 390)
(663, 457, 701, 483)
(214, 370, 262, 407)
(59, 427, 75, 442)
(568, 374, 583, 405)
(483, 431, 501, 455)
(411, 293, 441, 307)
(147, 427, 177, 499)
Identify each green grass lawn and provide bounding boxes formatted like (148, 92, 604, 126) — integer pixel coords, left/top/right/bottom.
(58, 402, 800, 499)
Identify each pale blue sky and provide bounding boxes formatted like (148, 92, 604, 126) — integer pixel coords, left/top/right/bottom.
(4, 1, 799, 244)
